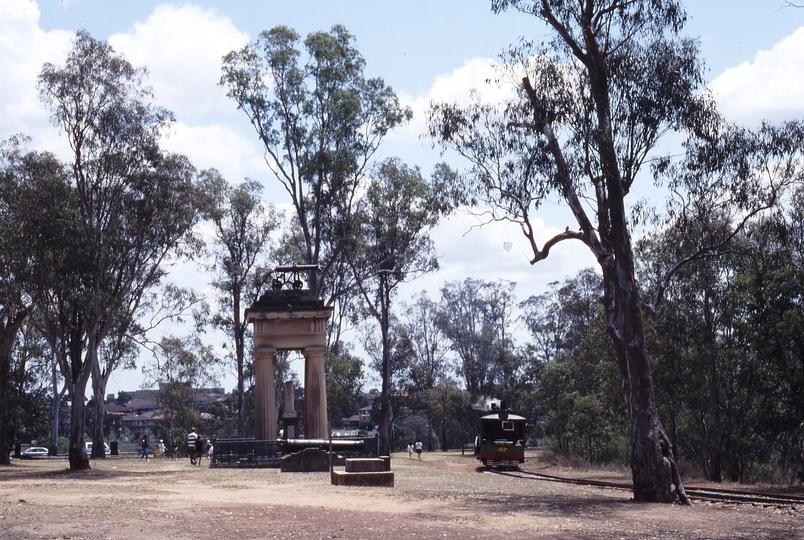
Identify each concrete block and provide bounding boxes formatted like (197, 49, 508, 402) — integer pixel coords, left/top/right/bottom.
(331, 470, 394, 487)
(345, 458, 386, 473)
(280, 448, 330, 472)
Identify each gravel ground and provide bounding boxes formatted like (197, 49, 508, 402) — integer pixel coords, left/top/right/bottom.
(0, 451, 801, 539)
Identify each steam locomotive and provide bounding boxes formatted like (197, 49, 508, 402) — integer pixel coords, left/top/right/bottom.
(474, 403, 526, 469)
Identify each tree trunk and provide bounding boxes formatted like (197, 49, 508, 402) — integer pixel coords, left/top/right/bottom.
(601, 256, 688, 503)
(441, 394, 448, 451)
(65, 336, 93, 471)
(427, 412, 434, 452)
(90, 365, 107, 458)
(0, 310, 26, 465)
(49, 354, 65, 456)
(67, 377, 91, 470)
(234, 294, 246, 438)
(378, 276, 392, 455)
(0, 336, 13, 466)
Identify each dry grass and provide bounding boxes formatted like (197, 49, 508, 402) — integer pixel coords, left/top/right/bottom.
(0, 451, 801, 539)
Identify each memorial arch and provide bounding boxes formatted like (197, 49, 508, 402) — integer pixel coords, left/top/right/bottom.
(245, 266, 333, 440)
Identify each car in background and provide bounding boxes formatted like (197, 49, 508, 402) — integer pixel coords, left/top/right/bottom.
(85, 442, 111, 456)
(20, 446, 49, 459)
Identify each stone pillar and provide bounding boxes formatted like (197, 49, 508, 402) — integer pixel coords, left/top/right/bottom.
(282, 380, 298, 439)
(253, 346, 276, 441)
(303, 346, 328, 439)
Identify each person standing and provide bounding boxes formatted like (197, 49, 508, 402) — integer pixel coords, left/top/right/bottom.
(195, 434, 205, 465)
(407, 443, 413, 459)
(140, 435, 149, 461)
(187, 427, 198, 465)
(415, 440, 423, 460)
(158, 439, 167, 458)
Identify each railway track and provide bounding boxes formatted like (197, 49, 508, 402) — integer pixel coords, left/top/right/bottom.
(489, 469, 804, 507)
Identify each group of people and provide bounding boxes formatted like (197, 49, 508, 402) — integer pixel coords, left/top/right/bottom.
(407, 440, 423, 460)
(186, 427, 213, 465)
(137, 428, 213, 464)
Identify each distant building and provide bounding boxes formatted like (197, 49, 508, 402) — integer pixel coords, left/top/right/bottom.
(121, 411, 157, 431)
(358, 406, 373, 427)
(125, 399, 160, 415)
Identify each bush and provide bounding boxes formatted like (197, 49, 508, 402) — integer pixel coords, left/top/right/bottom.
(57, 437, 69, 455)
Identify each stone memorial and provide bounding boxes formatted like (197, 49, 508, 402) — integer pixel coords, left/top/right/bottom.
(246, 265, 334, 440)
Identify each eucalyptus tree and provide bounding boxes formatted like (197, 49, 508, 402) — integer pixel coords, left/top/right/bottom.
(199, 169, 282, 437)
(438, 279, 517, 406)
(428, 0, 804, 502)
(395, 292, 452, 451)
(736, 206, 804, 484)
(0, 138, 40, 464)
(0, 317, 51, 460)
(527, 271, 622, 461)
(640, 204, 804, 483)
(2, 148, 72, 457)
(350, 159, 442, 454)
(36, 31, 201, 469)
(399, 292, 452, 396)
(325, 349, 364, 423)
(221, 25, 412, 302)
(143, 334, 220, 446)
(521, 268, 602, 365)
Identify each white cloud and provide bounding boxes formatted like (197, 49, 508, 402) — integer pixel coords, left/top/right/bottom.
(108, 4, 250, 124)
(390, 57, 516, 151)
(160, 121, 266, 186)
(710, 26, 804, 125)
(385, 57, 597, 306)
(0, 0, 73, 153)
(398, 208, 597, 306)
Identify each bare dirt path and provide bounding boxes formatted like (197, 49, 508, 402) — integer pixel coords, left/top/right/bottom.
(1, 452, 801, 539)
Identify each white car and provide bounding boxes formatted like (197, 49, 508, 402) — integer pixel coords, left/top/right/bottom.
(85, 442, 111, 456)
(20, 446, 49, 459)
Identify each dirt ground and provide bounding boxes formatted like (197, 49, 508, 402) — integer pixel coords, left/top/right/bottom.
(0, 451, 801, 539)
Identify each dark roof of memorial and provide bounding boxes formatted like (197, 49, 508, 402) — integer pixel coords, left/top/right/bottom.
(247, 289, 330, 312)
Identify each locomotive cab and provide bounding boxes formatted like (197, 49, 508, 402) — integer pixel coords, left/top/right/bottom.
(476, 408, 526, 468)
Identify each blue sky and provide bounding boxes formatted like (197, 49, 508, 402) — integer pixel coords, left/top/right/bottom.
(3, 0, 804, 395)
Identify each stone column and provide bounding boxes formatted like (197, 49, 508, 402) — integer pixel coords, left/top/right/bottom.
(282, 380, 298, 439)
(253, 346, 277, 441)
(303, 346, 328, 439)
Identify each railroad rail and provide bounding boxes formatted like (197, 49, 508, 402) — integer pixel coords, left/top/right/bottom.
(489, 469, 804, 508)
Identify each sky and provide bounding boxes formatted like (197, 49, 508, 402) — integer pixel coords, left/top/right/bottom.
(2, 0, 804, 397)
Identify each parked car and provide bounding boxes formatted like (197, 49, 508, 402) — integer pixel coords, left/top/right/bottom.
(85, 442, 111, 456)
(20, 446, 49, 459)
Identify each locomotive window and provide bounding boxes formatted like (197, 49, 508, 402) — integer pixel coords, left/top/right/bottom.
(502, 421, 514, 431)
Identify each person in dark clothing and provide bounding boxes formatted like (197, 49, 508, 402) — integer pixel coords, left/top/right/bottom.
(140, 436, 149, 461)
(195, 435, 205, 465)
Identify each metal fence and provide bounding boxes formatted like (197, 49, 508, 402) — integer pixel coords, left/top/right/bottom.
(211, 439, 282, 468)
(210, 436, 379, 468)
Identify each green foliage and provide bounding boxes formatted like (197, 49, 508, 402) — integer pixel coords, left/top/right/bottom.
(198, 168, 282, 436)
(221, 24, 411, 300)
(33, 30, 202, 469)
(350, 160, 446, 454)
(57, 436, 69, 455)
(641, 188, 804, 483)
(438, 279, 520, 403)
(526, 271, 625, 463)
(144, 334, 221, 444)
(325, 350, 364, 421)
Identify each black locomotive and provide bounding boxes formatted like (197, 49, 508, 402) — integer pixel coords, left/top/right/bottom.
(475, 404, 526, 468)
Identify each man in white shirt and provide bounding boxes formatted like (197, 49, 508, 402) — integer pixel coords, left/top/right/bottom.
(187, 428, 198, 464)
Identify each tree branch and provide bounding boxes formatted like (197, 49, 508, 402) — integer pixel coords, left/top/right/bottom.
(529, 228, 587, 264)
